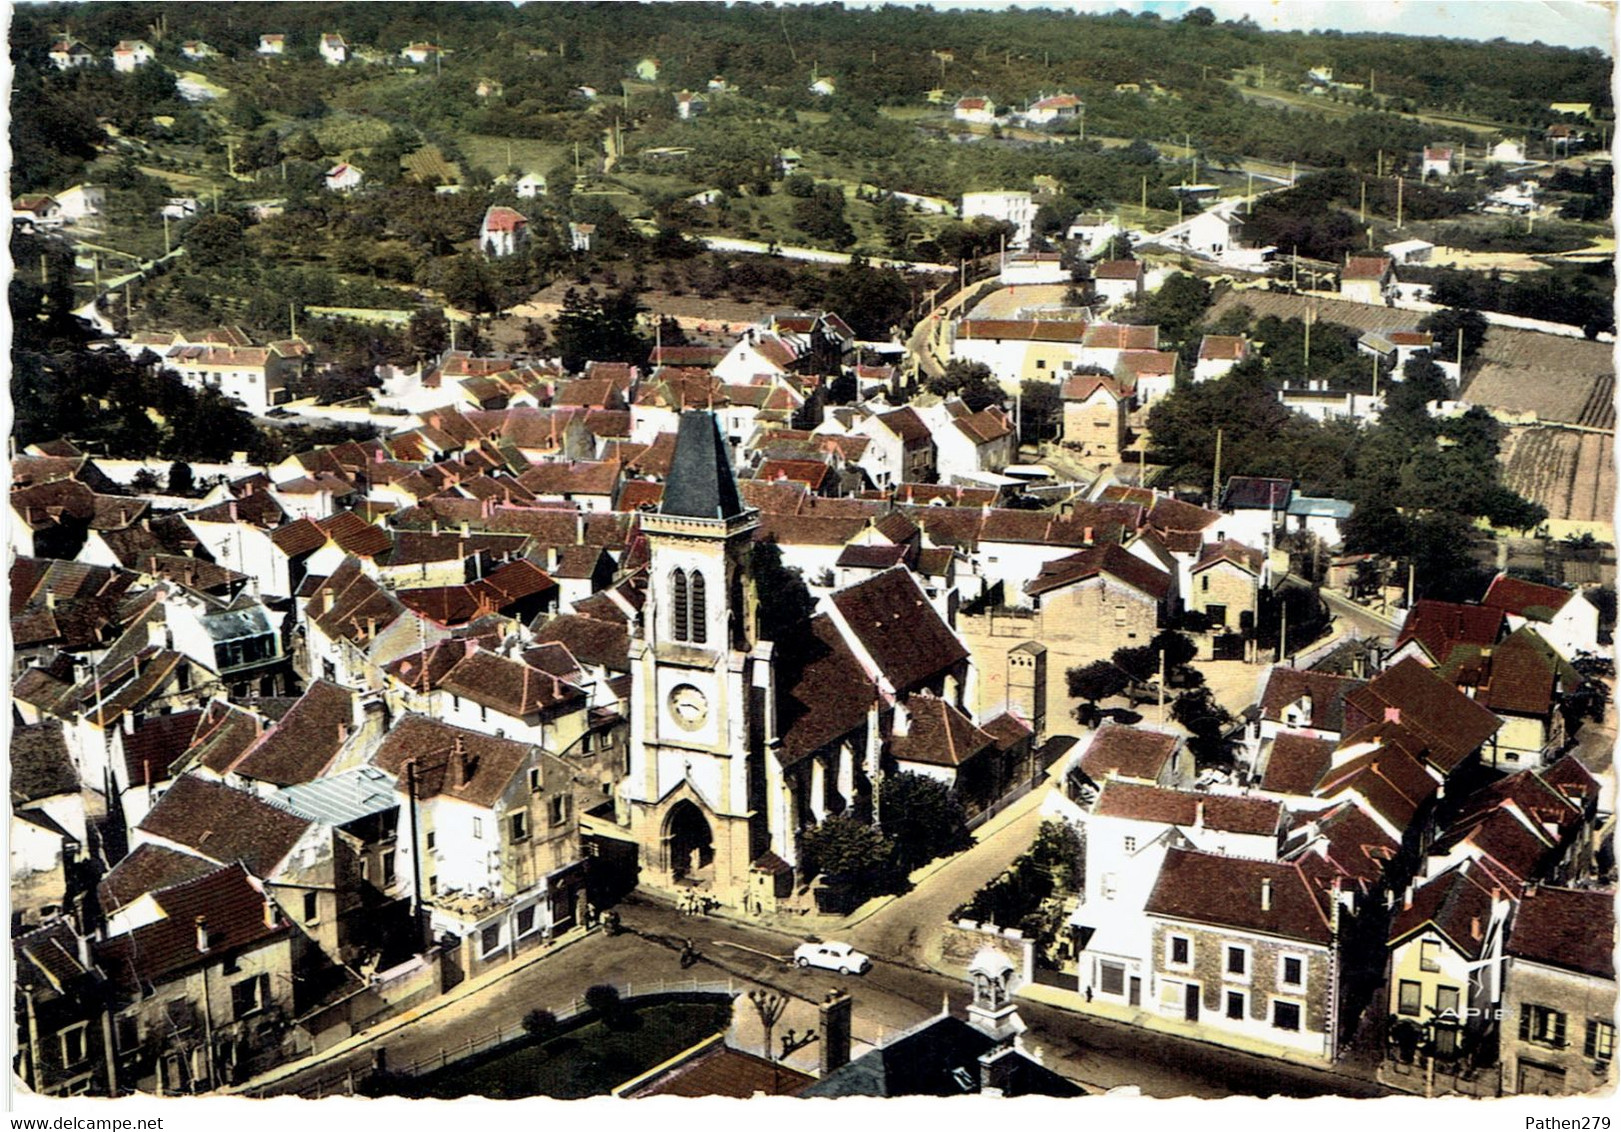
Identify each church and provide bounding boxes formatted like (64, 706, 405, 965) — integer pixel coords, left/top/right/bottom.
(619, 411, 1004, 908)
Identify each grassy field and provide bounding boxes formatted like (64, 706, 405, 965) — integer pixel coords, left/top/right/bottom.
(403, 144, 459, 185)
(463, 135, 570, 178)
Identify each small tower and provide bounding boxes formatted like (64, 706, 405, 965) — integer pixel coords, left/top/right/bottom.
(1007, 641, 1047, 737)
(966, 947, 1026, 1045)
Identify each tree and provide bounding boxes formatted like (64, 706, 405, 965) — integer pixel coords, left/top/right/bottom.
(750, 538, 818, 642)
(1417, 307, 1488, 365)
(1342, 500, 1408, 556)
(184, 214, 245, 268)
(167, 461, 194, 496)
(793, 183, 855, 249)
(1018, 380, 1061, 445)
(522, 1008, 558, 1041)
(407, 308, 450, 363)
(1170, 686, 1237, 768)
(927, 360, 1004, 412)
(552, 285, 650, 372)
(1068, 660, 1128, 724)
(800, 815, 896, 895)
(880, 771, 971, 873)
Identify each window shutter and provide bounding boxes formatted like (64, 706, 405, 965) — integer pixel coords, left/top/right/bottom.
(1585, 1021, 1597, 1059)
(1518, 1007, 1531, 1042)
(1553, 1011, 1566, 1048)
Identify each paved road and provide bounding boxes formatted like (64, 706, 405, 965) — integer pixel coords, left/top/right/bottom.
(1321, 588, 1402, 643)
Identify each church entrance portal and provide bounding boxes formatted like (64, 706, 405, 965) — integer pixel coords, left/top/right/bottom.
(664, 800, 714, 881)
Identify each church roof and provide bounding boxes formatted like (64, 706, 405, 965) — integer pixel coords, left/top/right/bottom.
(661, 411, 747, 520)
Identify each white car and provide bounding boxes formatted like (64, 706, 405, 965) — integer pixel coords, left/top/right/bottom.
(793, 940, 871, 975)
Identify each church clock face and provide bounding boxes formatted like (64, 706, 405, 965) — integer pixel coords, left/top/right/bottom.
(668, 684, 709, 731)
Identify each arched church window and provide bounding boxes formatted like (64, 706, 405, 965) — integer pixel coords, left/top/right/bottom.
(671, 568, 689, 641)
(689, 572, 707, 644)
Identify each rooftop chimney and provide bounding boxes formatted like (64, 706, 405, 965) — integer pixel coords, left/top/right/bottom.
(1470, 916, 1482, 941)
(452, 735, 472, 788)
(1260, 878, 1272, 912)
(264, 900, 278, 930)
(1384, 706, 1401, 724)
(195, 916, 210, 953)
(819, 990, 853, 1077)
(1194, 800, 1205, 829)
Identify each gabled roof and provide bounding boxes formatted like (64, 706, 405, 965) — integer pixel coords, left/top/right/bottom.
(1394, 599, 1506, 663)
(1262, 732, 1337, 796)
(1093, 259, 1144, 281)
(775, 614, 879, 768)
(121, 709, 203, 788)
(10, 721, 79, 804)
(1481, 575, 1579, 622)
(530, 614, 631, 672)
(1315, 724, 1439, 834)
(482, 206, 529, 233)
(1388, 861, 1497, 961)
(1081, 723, 1181, 783)
(1258, 667, 1365, 732)
(1506, 886, 1615, 980)
(1192, 538, 1264, 575)
(1198, 334, 1249, 361)
(1222, 476, 1292, 511)
(1146, 848, 1333, 945)
(1342, 657, 1502, 774)
(830, 568, 968, 694)
(1092, 781, 1282, 836)
(231, 680, 356, 787)
(137, 775, 313, 878)
(1026, 542, 1172, 600)
(99, 843, 218, 913)
(891, 695, 996, 768)
(1343, 255, 1393, 281)
(97, 864, 287, 994)
(371, 715, 534, 809)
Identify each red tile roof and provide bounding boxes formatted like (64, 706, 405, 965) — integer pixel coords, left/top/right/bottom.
(775, 614, 879, 768)
(891, 696, 996, 769)
(1026, 542, 1171, 600)
(1343, 255, 1393, 281)
(1146, 848, 1333, 945)
(1259, 667, 1366, 732)
(1480, 575, 1578, 621)
(1092, 781, 1282, 836)
(1394, 599, 1506, 663)
(1079, 723, 1179, 783)
(1342, 657, 1502, 774)
(1388, 861, 1497, 960)
(830, 568, 968, 693)
(372, 715, 533, 809)
(137, 775, 312, 878)
(1198, 335, 1249, 361)
(1506, 886, 1615, 979)
(231, 680, 356, 786)
(1261, 731, 1337, 795)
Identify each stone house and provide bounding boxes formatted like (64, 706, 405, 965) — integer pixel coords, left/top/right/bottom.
(1059, 374, 1130, 463)
(1187, 539, 1265, 633)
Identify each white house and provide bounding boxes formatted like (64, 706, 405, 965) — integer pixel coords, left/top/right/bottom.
(1481, 575, 1601, 662)
(1381, 239, 1433, 268)
(1175, 208, 1247, 259)
(675, 90, 708, 120)
(482, 207, 529, 257)
(1194, 335, 1250, 382)
(1339, 255, 1394, 305)
(915, 400, 1016, 480)
(320, 34, 348, 65)
(1421, 146, 1455, 179)
(515, 173, 547, 199)
(402, 42, 443, 65)
(1277, 383, 1384, 425)
(55, 185, 106, 224)
(111, 40, 155, 72)
(1091, 259, 1145, 305)
(49, 39, 95, 69)
(258, 34, 287, 55)
(12, 195, 64, 230)
(961, 191, 1035, 248)
(1023, 93, 1081, 125)
(179, 41, 217, 61)
(954, 96, 998, 124)
(1490, 138, 1529, 164)
(1284, 495, 1353, 548)
(324, 164, 364, 193)
(999, 252, 1067, 286)
(810, 76, 836, 97)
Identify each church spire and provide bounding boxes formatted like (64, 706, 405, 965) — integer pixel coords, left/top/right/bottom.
(661, 411, 746, 521)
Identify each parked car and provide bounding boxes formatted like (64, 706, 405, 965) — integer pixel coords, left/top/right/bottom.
(793, 940, 871, 975)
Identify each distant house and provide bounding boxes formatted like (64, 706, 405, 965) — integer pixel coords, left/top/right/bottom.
(1175, 207, 1252, 260)
(482, 206, 529, 257)
(1490, 138, 1529, 165)
(1285, 495, 1353, 548)
(324, 163, 363, 193)
(998, 251, 1066, 286)
(1117, 350, 1179, 409)
(179, 40, 217, 61)
(319, 33, 348, 65)
(707, 76, 731, 93)
(1382, 238, 1434, 266)
(475, 77, 503, 98)
(810, 76, 837, 97)
(1059, 373, 1130, 463)
(1194, 334, 1250, 382)
(12, 194, 63, 231)
(1092, 259, 1145, 305)
(1023, 92, 1081, 125)
(675, 90, 708, 120)
(961, 190, 1034, 247)
(954, 96, 998, 124)
(258, 33, 287, 55)
(402, 42, 443, 65)
(1481, 574, 1601, 664)
(48, 39, 95, 70)
(1188, 539, 1265, 634)
(515, 172, 547, 199)
(777, 149, 802, 176)
(54, 184, 105, 224)
(111, 40, 154, 72)
(635, 56, 660, 81)
(569, 222, 595, 252)
(1340, 255, 1394, 305)
(160, 197, 201, 221)
(1421, 146, 1455, 179)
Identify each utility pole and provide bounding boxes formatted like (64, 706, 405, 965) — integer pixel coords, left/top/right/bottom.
(406, 759, 422, 921)
(1360, 180, 1367, 223)
(1407, 561, 1415, 608)
(1158, 646, 1166, 724)
(1141, 175, 1147, 212)
(1396, 175, 1404, 229)
(162, 214, 171, 255)
(289, 301, 297, 338)
(1291, 245, 1299, 289)
(1304, 299, 1313, 368)
(1278, 595, 1288, 663)
(1457, 327, 1464, 374)
(1210, 428, 1224, 503)
(1290, 159, 1296, 185)
(1247, 170, 1254, 208)
(1372, 352, 1380, 400)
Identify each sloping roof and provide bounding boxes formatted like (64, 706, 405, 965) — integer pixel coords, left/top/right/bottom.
(1192, 538, 1264, 575)
(1388, 861, 1497, 961)
(1343, 657, 1502, 773)
(891, 696, 996, 769)
(1261, 732, 1337, 796)
(1092, 781, 1282, 836)
(1079, 723, 1178, 783)
(371, 715, 532, 809)
(96, 864, 287, 994)
(1394, 599, 1506, 662)
(10, 720, 80, 804)
(623, 1040, 815, 1097)
(661, 412, 747, 520)
(231, 680, 356, 787)
(1259, 667, 1366, 732)
(1481, 575, 1578, 622)
(1025, 543, 1172, 600)
(1343, 255, 1393, 281)
(775, 614, 879, 768)
(137, 775, 312, 878)
(1146, 848, 1332, 945)
(98, 842, 219, 913)
(1198, 334, 1249, 361)
(1506, 886, 1615, 979)
(121, 709, 203, 788)
(437, 648, 587, 717)
(830, 568, 968, 694)
(1093, 259, 1144, 281)
(879, 408, 932, 446)
(1222, 476, 1292, 511)
(1314, 725, 1438, 834)
(799, 1014, 1081, 1097)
